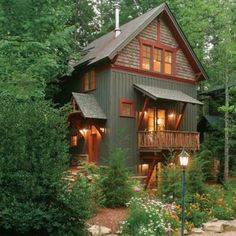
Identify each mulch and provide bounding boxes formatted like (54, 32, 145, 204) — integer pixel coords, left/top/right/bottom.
(87, 207, 128, 233)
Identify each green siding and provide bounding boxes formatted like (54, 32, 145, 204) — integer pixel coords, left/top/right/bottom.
(108, 69, 198, 167)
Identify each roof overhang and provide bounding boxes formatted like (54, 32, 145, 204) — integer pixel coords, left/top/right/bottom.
(72, 92, 107, 120)
(134, 83, 203, 105)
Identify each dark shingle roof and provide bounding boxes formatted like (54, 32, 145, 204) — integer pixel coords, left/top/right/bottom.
(75, 3, 208, 80)
(72, 92, 107, 120)
(76, 4, 165, 67)
(134, 83, 203, 105)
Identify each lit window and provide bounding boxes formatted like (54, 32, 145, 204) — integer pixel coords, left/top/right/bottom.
(157, 109, 165, 130)
(164, 51, 173, 75)
(83, 70, 95, 91)
(120, 98, 134, 117)
(142, 45, 151, 70)
(141, 43, 174, 75)
(70, 135, 78, 147)
(153, 48, 162, 72)
(147, 108, 155, 131)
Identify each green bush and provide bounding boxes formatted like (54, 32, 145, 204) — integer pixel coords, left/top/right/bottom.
(158, 165, 182, 202)
(100, 148, 132, 208)
(186, 156, 206, 195)
(0, 96, 92, 235)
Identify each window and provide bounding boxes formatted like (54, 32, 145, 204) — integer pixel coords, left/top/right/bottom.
(147, 108, 166, 131)
(83, 70, 95, 92)
(141, 42, 174, 75)
(164, 51, 173, 75)
(142, 45, 152, 70)
(153, 48, 162, 72)
(120, 98, 134, 117)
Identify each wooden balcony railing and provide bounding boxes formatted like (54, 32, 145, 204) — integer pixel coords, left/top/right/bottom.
(138, 130, 200, 150)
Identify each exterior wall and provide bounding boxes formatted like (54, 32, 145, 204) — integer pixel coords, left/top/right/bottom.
(115, 17, 196, 81)
(83, 68, 112, 163)
(109, 69, 198, 167)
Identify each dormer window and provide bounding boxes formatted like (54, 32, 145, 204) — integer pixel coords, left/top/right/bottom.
(83, 70, 96, 92)
(141, 40, 175, 75)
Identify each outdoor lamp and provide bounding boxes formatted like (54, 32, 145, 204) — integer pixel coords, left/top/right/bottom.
(179, 149, 189, 168)
(179, 149, 190, 236)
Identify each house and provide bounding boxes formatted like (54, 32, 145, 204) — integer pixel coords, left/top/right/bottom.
(67, 3, 207, 178)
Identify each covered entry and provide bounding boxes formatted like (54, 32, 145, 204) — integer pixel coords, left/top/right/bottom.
(69, 92, 106, 164)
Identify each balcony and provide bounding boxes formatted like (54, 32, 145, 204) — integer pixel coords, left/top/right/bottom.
(138, 130, 200, 150)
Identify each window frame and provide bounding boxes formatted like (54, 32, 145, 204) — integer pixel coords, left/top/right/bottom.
(82, 70, 96, 92)
(119, 98, 135, 118)
(140, 39, 176, 76)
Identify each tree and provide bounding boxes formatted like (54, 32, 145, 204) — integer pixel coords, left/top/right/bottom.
(0, 0, 80, 99)
(0, 95, 92, 235)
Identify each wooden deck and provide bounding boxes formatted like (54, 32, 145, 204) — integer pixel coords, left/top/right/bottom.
(138, 130, 200, 150)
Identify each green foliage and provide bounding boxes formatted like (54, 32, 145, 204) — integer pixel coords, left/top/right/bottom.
(0, 0, 80, 99)
(120, 196, 179, 236)
(186, 156, 206, 195)
(158, 165, 182, 202)
(100, 148, 132, 208)
(0, 95, 92, 235)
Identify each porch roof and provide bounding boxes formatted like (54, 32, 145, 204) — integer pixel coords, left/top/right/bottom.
(72, 92, 107, 120)
(133, 84, 203, 105)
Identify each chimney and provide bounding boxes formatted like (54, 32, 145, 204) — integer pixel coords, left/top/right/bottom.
(114, 3, 121, 37)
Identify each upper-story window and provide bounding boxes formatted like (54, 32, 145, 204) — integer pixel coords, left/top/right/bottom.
(141, 43, 173, 75)
(83, 70, 95, 92)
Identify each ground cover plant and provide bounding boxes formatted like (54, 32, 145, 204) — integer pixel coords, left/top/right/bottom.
(120, 196, 180, 236)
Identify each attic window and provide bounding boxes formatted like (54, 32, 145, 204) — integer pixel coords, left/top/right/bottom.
(83, 70, 96, 92)
(141, 40, 175, 75)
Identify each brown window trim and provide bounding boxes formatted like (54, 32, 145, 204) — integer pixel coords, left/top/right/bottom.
(139, 38, 177, 76)
(82, 70, 96, 92)
(119, 98, 135, 118)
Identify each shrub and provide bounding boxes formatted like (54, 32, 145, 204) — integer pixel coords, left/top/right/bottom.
(186, 156, 206, 195)
(100, 148, 132, 208)
(158, 165, 182, 202)
(0, 96, 92, 235)
(120, 196, 179, 236)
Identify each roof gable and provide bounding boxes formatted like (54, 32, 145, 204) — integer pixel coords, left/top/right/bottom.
(76, 3, 208, 81)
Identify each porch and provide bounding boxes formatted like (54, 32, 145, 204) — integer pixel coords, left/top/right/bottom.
(138, 130, 200, 150)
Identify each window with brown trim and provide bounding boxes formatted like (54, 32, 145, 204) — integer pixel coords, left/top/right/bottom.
(120, 98, 135, 117)
(83, 70, 95, 92)
(164, 51, 173, 75)
(142, 45, 152, 70)
(141, 42, 174, 75)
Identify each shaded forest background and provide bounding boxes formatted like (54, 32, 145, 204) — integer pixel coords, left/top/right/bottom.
(0, 0, 235, 178)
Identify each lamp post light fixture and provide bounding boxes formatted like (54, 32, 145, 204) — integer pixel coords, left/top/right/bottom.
(179, 149, 190, 236)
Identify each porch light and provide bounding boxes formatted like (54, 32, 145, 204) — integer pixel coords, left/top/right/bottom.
(168, 113, 175, 118)
(157, 118, 161, 125)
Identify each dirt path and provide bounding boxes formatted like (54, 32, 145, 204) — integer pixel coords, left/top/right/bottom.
(190, 233, 236, 236)
(87, 208, 128, 233)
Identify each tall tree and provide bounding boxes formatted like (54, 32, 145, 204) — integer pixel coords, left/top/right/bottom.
(0, 0, 81, 99)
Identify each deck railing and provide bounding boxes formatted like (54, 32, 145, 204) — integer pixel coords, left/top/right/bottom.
(138, 130, 200, 150)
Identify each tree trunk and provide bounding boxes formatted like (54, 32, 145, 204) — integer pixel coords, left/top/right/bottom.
(224, 68, 229, 181)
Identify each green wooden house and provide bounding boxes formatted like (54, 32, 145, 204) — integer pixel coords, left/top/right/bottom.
(68, 3, 207, 177)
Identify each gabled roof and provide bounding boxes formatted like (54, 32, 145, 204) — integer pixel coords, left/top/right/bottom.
(134, 84, 202, 105)
(72, 92, 107, 120)
(76, 3, 208, 81)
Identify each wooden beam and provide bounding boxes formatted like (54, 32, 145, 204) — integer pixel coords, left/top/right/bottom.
(175, 103, 187, 130)
(138, 96, 150, 130)
(144, 159, 156, 190)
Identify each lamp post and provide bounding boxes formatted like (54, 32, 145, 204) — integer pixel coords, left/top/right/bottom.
(179, 149, 189, 236)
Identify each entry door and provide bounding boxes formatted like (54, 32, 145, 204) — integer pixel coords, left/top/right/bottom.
(87, 126, 100, 163)
(147, 108, 166, 131)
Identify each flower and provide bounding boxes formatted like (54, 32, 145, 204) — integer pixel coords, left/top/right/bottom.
(132, 186, 141, 192)
(165, 225, 173, 234)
